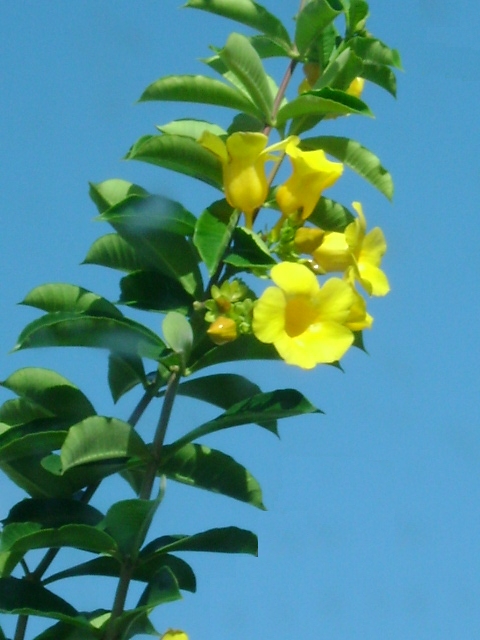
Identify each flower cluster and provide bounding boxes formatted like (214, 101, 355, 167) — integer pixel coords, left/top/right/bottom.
(201, 129, 389, 370)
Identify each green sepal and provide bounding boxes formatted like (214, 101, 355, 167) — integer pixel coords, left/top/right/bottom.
(139, 74, 260, 118)
(184, 0, 292, 50)
(218, 33, 275, 123)
(295, 0, 344, 57)
(301, 135, 394, 200)
(13, 313, 167, 362)
(126, 134, 223, 189)
(60, 416, 150, 472)
(1, 368, 95, 421)
(193, 200, 238, 277)
(159, 443, 266, 509)
(170, 389, 321, 450)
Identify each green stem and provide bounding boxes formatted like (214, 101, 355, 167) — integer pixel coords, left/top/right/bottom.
(13, 615, 28, 640)
(105, 560, 135, 640)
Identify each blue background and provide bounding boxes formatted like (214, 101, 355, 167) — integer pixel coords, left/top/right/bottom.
(1, 1, 480, 638)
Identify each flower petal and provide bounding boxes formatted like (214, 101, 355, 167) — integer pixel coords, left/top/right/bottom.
(198, 131, 228, 163)
(316, 277, 356, 323)
(270, 261, 319, 297)
(252, 286, 286, 342)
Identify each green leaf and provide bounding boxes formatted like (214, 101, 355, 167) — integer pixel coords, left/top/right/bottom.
(184, 0, 292, 49)
(171, 389, 321, 449)
(139, 74, 260, 118)
(60, 416, 150, 472)
(20, 284, 123, 319)
(104, 499, 159, 558)
(157, 119, 226, 139)
(160, 443, 265, 509)
(224, 227, 276, 270)
(108, 353, 146, 404)
(142, 526, 257, 556)
(176, 373, 262, 410)
(1, 368, 95, 421)
(346, 0, 369, 33)
(89, 179, 149, 215)
(350, 36, 403, 69)
(219, 33, 274, 123)
(0, 397, 53, 426)
(276, 87, 372, 128)
(32, 620, 99, 640)
(3, 498, 104, 528)
(136, 566, 181, 609)
(13, 313, 166, 361)
(295, 0, 343, 56)
(361, 62, 397, 97)
(119, 271, 193, 314)
(162, 313, 193, 364)
(189, 333, 281, 373)
(83, 233, 149, 273)
(44, 553, 196, 593)
(249, 34, 292, 58)
(193, 200, 238, 276)
(126, 134, 223, 189)
(0, 428, 67, 465)
(0, 455, 81, 499)
(0, 577, 91, 628)
(301, 136, 394, 199)
(308, 196, 355, 231)
(313, 48, 363, 91)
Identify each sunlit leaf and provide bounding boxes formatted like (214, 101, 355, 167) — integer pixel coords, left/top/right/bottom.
(89, 179, 149, 215)
(308, 197, 355, 231)
(350, 36, 403, 69)
(361, 62, 397, 97)
(157, 119, 226, 139)
(185, 0, 292, 49)
(20, 284, 122, 319)
(301, 136, 394, 199)
(347, 0, 369, 34)
(160, 443, 266, 509)
(162, 313, 193, 364)
(313, 48, 363, 91)
(193, 200, 238, 276)
(295, 0, 343, 56)
(83, 233, 148, 273)
(0, 397, 52, 427)
(104, 499, 159, 558)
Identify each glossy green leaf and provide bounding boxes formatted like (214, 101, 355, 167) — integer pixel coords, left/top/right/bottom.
(160, 443, 265, 509)
(108, 353, 146, 404)
(224, 226, 276, 270)
(189, 333, 281, 373)
(83, 233, 148, 273)
(136, 566, 181, 608)
(249, 34, 292, 58)
(295, 0, 343, 56)
(193, 200, 238, 276)
(219, 33, 274, 122)
(313, 48, 363, 91)
(350, 36, 402, 69)
(119, 271, 193, 315)
(0, 577, 90, 629)
(176, 373, 262, 410)
(112, 612, 158, 640)
(227, 112, 264, 134)
(185, 0, 292, 49)
(139, 74, 260, 118)
(361, 62, 397, 97)
(0, 428, 67, 464)
(157, 119, 226, 139)
(104, 499, 159, 558)
(276, 88, 372, 128)
(347, 0, 369, 33)
(3, 498, 104, 528)
(171, 389, 321, 449)
(21, 284, 122, 319)
(89, 179, 149, 215)
(1, 368, 95, 420)
(162, 313, 193, 364)
(14, 313, 166, 361)
(0, 397, 53, 427)
(142, 526, 257, 556)
(0, 454, 82, 499)
(32, 620, 99, 640)
(308, 197, 355, 231)
(44, 553, 196, 593)
(126, 134, 223, 189)
(60, 416, 150, 472)
(312, 21, 338, 70)
(301, 136, 394, 199)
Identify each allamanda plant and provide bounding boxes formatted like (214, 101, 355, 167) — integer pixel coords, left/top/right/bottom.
(0, 1, 401, 638)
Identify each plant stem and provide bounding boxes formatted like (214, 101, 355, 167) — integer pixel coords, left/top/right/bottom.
(13, 615, 28, 640)
(105, 560, 135, 640)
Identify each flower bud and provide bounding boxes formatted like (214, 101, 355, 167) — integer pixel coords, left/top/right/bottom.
(207, 316, 238, 345)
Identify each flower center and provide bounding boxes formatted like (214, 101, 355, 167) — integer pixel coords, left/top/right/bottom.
(284, 295, 319, 337)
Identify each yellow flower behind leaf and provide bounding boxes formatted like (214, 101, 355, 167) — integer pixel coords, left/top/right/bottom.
(161, 631, 188, 640)
(276, 141, 343, 221)
(252, 262, 355, 369)
(346, 77, 365, 99)
(199, 131, 295, 228)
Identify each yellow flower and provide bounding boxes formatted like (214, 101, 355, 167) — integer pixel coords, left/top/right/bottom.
(161, 631, 188, 640)
(346, 77, 365, 99)
(207, 316, 238, 345)
(199, 131, 295, 228)
(276, 141, 343, 220)
(252, 262, 355, 369)
(295, 203, 389, 297)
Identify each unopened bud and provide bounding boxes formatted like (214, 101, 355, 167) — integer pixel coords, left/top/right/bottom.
(207, 316, 238, 345)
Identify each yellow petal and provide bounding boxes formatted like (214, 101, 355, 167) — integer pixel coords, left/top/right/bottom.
(360, 227, 387, 267)
(274, 321, 353, 367)
(346, 77, 365, 99)
(198, 131, 228, 163)
(252, 287, 287, 343)
(312, 232, 352, 273)
(270, 262, 319, 297)
(294, 227, 325, 254)
(358, 263, 390, 296)
(226, 132, 268, 159)
(161, 631, 189, 640)
(315, 277, 356, 323)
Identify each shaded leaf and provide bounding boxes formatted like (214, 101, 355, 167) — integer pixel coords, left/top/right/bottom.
(193, 200, 237, 276)
(313, 48, 363, 91)
(301, 135, 394, 199)
(171, 389, 321, 449)
(104, 499, 159, 558)
(189, 333, 282, 373)
(142, 526, 257, 556)
(108, 353, 146, 404)
(2, 498, 104, 528)
(160, 443, 266, 509)
(176, 373, 262, 410)
(83, 233, 148, 273)
(0, 397, 52, 427)
(14, 313, 166, 361)
(119, 271, 193, 314)
(276, 88, 372, 127)
(361, 62, 397, 97)
(225, 227, 276, 270)
(308, 197, 355, 231)
(60, 416, 150, 472)
(126, 134, 223, 189)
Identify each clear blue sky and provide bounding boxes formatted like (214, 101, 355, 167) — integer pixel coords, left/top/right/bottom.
(1, 1, 480, 639)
